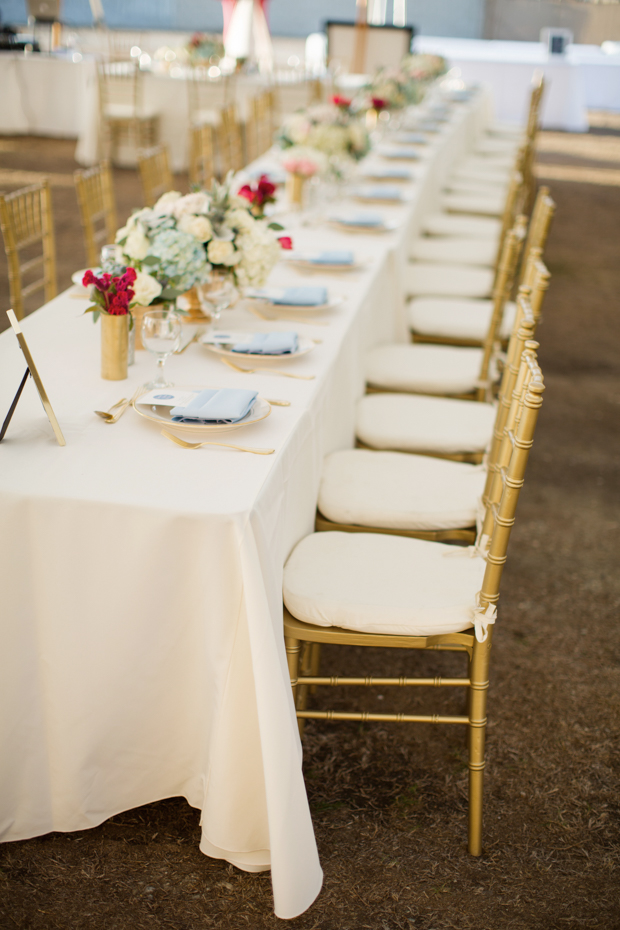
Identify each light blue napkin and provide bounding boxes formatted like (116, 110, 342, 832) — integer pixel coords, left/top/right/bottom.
(333, 212, 384, 227)
(272, 287, 328, 305)
(232, 332, 298, 355)
(171, 388, 258, 423)
(365, 169, 412, 180)
(393, 132, 427, 144)
(381, 148, 420, 160)
(359, 186, 402, 201)
(310, 251, 354, 265)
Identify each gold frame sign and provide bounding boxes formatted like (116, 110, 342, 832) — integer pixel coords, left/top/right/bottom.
(1, 309, 65, 445)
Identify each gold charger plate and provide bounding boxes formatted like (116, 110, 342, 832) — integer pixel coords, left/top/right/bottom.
(245, 295, 345, 313)
(133, 390, 271, 433)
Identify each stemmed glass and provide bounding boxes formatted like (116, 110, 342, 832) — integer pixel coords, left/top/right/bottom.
(200, 271, 238, 331)
(141, 309, 181, 389)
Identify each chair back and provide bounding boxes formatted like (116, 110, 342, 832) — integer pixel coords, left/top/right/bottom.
(98, 60, 141, 120)
(477, 346, 545, 616)
(0, 181, 57, 320)
(478, 214, 528, 399)
(74, 160, 118, 268)
(138, 145, 173, 206)
(187, 69, 232, 128)
(523, 186, 555, 260)
(188, 125, 216, 190)
(219, 103, 245, 174)
(246, 92, 273, 163)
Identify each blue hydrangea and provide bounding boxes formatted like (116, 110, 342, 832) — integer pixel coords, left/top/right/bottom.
(148, 228, 210, 292)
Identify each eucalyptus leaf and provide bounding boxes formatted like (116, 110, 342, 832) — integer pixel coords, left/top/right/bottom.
(267, 222, 285, 231)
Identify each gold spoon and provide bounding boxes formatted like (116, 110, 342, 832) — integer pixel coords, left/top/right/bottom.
(220, 357, 315, 380)
(161, 429, 274, 455)
(94, 396, 128, 421)
(95, 387, 145, 423)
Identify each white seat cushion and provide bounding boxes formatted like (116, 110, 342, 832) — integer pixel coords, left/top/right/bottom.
(366, 343, 483, 395)
(441, 192, 504, 218)
(461, 153, 517, 171)
(319, 449, 486, 530)
(408, 298, 516, 342)
(356, 392, 496, 455)
(409, 236, 497, 267)
(476, 137, 520, 155)
(104, 104, 159, 120)
(406, 263, 495, 298)
(283, 531, 486, 637)
(452, 166, 511, 186)
(192, 108, 220, 127)
(422, 213, 501, 240)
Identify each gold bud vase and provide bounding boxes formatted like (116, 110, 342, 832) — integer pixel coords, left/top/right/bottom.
(286, 172, 306, 208)
(101, 313, 128, 380)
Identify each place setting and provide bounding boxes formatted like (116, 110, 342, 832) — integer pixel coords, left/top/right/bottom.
(242, 284, 344, 323)
(327, 211, 399, 234)
(282, 249, 368, 274)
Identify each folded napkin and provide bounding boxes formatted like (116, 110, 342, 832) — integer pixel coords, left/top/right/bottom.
(357, 186, 402, 201)
(381, 148, 420, 160)
(247, 286, 328, 306)
(171, 388, 258, 423)
(309, 250, 354, 265)
(364, 169, 412, 180)
(332, 212, 384, 227)
(392, 132, 427, 144)
(416, 121, 441, 132)
(232, 332, 298, 355)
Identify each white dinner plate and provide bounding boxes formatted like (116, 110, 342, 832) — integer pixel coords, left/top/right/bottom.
(328, 219, 398, 234)
(200, 333, 316, 360)
(285, 258, 367, 273)
(245, 295, 345, 313)
(132, 391, 272, 433)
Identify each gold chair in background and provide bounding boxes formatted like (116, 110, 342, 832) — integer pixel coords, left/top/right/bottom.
(137, 145, 173, 206)
(283, 345, 545, 856)
(219, 103, 245, 175)
(0, 180, 57, 320)
(74, 160, 118, 267)
(187, 69, 232, 130)
(188, 124, 216, 190)
(246, 92, 273, 164)
(98, 61, 159, 165)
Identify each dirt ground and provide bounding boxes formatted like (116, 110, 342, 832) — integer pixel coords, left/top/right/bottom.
(0, 126, 619, 930)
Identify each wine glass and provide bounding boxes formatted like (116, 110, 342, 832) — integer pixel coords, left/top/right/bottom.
(141, 309, 181, 389)
(199, 271, 238, 331)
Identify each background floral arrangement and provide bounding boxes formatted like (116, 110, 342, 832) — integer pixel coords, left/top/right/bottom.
(401, 53, 447, 82)
(362, 66, 424, 111)
(186, 32, 225, 66)
(115, 175, 286, 297)
(277, 102, 370, 163)
(280, 146, 328, 178)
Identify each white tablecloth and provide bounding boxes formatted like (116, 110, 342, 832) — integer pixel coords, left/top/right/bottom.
(0, 92, 487, 919)
(415, 36, 620, 131)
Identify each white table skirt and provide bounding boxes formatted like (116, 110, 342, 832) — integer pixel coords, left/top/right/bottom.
(0, 91, 487, 918)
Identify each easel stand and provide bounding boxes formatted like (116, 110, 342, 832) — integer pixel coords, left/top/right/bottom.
(0, 369, 30, 442)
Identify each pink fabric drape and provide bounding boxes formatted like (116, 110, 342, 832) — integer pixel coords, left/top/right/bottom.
(222, 0, 269, 39)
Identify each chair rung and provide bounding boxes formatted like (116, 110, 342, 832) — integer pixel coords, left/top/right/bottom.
(21, 278, 46, 298)
(20, 255, 44, 274)
(297, 710, 470, 724)
(301, 676, 469, 687)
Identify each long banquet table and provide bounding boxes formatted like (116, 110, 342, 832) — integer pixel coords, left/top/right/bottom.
(0, 90, 489, 918)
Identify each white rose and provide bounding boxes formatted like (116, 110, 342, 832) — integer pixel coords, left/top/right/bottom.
(124, 225, 150, 261)
(178, 213, 213, 242)
(227, 208, 255, 232)
(207, 239, 235, 265)
(153, 191, 182, 214)
(173, 192, 211, 218)
(132, 272, 162, 306)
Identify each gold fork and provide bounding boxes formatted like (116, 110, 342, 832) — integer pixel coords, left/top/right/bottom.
(95, 386, 145, 423)
(220, 357, 315, 380)
(161, 429, 274, 455)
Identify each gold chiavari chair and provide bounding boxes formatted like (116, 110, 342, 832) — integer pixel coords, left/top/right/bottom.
(0, 180, 57, 321)
(73, 160, 118, 268)
(355, 254, 549, 464)
(137, 145, 174, 207)
(187, 69, 232, 129)
(188, 124, 216, 190)
(245, 92, 273, 164)
(315, 274, 545, 544)
(367, 215, 528, 401)
(98, 60, 159, 165)
(408, 188, 555, 348)
(218, 103, 245, 175)
(283, 345, 546, 855)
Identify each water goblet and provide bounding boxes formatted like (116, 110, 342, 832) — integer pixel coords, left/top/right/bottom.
(141, 309, 181, 389)
(200, 271, 238, 331)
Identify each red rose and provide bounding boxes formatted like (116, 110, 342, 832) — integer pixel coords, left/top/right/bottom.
(237, 183, 256, 204)
(278, 236, 293, 250)
(371, 97, 388, 111)
(332, 95, 352, 109)
(256, 175, 276, 203)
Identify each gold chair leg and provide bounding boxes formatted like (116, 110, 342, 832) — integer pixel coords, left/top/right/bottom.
(309, 642, 322, 694)
(285, 633, 304, 738)
(467, 632, 492, 856)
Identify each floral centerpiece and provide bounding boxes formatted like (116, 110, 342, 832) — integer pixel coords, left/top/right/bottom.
(82, 268, 137, 380)
(401, 53, 447, 83)
(277, 101, 370, 163)
(279, 146, 328, 207)
(186, 32, 225, 66)
(115, 175, 289, 325)
(363, 66, 423, 112)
